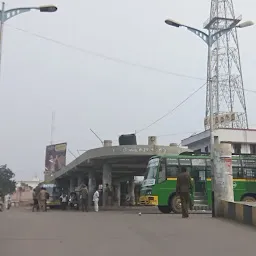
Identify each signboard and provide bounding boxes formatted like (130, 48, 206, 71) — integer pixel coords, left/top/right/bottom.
(179, 158, 191, 166)
(42, 184, 56, 188)
(191, 159, 206, 166)
(45, 143, 67, 173)
(166, 158, 178, 165)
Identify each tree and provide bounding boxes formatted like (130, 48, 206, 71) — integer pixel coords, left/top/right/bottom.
(0, 165, 16, 196)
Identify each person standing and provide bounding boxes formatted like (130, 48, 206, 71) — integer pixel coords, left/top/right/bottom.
(32, 189, 39, 212)
(80, 185, 89, 212)
(176, 167, 193, 218)
(4, 193, 11, 210)
(38, 187, 48, 212)
(104, 183, 112, 206)
(93, 189, 99, 212)
(60, 193, 68, 210)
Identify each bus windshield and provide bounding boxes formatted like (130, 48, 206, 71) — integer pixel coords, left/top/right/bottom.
(42, 184, 61, 198)
(143, 158, 159, 186)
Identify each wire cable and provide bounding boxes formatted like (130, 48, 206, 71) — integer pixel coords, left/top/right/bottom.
(156, 130, 201, 138)
(135, 82, 206, 134)
(6, 24, 205, 81)
(244, 88, 256, 94)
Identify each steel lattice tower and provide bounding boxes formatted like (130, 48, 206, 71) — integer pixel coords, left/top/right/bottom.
(204, 0, 248, 129)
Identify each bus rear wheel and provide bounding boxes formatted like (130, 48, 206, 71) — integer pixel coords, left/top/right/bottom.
(171, 195, 182, 214)
(158, 205, 171, 214)
(242, 196, 256, 202)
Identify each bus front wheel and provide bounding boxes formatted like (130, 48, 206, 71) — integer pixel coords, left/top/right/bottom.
(170, 195, 182, 214)
(158, 205, 171, 214)
(242, 196, 256, 202)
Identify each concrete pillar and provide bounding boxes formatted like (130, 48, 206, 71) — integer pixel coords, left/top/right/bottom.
(70, 177, 76, 192)
(129, 178, 135, 206)
(103, 140, 112, 147)
(102, 163, 112, 207)
(113, 180, 121, 206)
(213, 138, 234, 216)
(77, 175, 84, 187)
(88, 170, 96, 208)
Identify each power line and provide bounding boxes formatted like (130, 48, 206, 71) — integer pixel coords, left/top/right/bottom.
(135, 82, 207, 134)
(244, 88, 256, 94)
(157, 131, 201, 138)
(6, 25, 256, 135)
(5, 25, 256, 93)
(6, 24, 205, 81)
(6, 25, 256, 92)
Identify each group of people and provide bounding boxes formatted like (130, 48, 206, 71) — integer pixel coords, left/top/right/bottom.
(32, 187, 49, 212)
(59, 184, 100, 212)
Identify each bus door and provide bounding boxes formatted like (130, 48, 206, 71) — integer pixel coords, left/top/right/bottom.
(191, 159, 207, 193)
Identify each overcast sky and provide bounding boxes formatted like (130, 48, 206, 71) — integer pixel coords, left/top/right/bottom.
(0, 0, 255, 180)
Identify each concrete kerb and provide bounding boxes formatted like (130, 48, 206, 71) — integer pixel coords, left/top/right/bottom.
(219, 200, 256, 227)
(21, 205, 212, 214)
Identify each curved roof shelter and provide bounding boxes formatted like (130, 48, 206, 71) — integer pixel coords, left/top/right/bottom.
(47, 143, 191, 182)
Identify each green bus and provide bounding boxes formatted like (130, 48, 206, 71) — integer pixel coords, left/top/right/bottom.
(36, 182, 61, 208)
(139, 153, 256, 213)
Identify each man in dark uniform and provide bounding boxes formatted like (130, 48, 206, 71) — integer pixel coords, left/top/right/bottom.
(32, 189, 39, 212)
(80, 185, 89, 212)
(176, 167, 193, 218)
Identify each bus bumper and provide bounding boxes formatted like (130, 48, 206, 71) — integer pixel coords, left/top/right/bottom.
(46, 200, 61, 206)
(139, 196, 158, 206)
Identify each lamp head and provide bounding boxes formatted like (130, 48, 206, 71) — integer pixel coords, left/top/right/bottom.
(165, 19, 182, 28)
(237, 20, 254, 28)
(39, 5, 57, 12)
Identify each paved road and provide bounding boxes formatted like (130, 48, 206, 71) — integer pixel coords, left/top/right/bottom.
(0, 208, 255, 256)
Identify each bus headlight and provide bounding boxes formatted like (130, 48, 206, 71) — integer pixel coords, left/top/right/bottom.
(146, 191, 152, 195)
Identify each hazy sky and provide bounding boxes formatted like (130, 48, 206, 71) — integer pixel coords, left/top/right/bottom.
(0, 0, 255, 180)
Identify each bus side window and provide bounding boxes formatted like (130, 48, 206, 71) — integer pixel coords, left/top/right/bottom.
(167, 166, 179, 177)
(206, 169, 211, 178)
(233, 167, 243, 178)
(244, 168, 256, 178)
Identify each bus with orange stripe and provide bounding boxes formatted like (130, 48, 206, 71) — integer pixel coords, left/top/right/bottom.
(139, 153, 256, 213)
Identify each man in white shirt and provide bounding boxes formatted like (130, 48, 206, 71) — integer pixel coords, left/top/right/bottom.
(60, 193, 68, 210)
(93, 189, 99, 212)
(4, 193, 11, 210)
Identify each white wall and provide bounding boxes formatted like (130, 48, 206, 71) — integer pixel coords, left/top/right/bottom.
(182, 129, 256, 154)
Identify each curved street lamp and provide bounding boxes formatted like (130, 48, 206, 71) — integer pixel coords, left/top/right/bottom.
(0, 2, 58, 80)
(165, 16, 254, 216)
(164, 17, 253, 151)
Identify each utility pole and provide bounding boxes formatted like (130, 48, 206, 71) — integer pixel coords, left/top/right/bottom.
(213, 138, 234, 215)
(165, 0, 253, 217)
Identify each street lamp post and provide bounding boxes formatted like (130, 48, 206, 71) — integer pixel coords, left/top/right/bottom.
(0, 2, 57, 78)
(165, 18, 253, 216)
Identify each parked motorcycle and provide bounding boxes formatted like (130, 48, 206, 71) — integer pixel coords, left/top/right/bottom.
(68, 192, 79, 210)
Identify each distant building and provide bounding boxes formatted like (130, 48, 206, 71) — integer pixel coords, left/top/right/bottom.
(12, 176, 42, 202)
(15, 176, 42, 190)
(181, 128, 256, 154)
